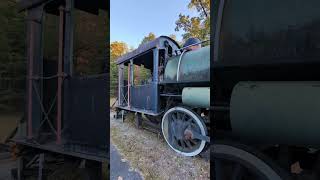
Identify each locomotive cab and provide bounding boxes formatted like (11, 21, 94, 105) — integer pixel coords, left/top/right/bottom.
(116, 36, 180, 115)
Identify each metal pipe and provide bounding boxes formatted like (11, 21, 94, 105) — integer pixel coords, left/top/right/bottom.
(176, 49, 187, 81)
(57, 6, 65, 144)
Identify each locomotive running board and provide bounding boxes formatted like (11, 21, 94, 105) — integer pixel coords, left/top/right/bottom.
(116, 106, 163, 116)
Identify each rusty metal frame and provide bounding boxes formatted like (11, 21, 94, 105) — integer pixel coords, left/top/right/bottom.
(25, 2, 68, 144)
(26, 4, 45, 139)
(17, 0, 109, 164)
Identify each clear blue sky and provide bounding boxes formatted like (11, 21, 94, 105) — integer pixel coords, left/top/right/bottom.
(110, 0, 197, 48)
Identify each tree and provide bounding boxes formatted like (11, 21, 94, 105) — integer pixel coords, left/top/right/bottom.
(110, 41, 129, 97)
(175, 0, 210, 41)
(168, 34, 183, 46)
(140, 32, 156, 45)
(72, 9, 108, 75)
(169, 34, 177, 41)
(111, 41, 129, 61)
(0, 0, 26, 112)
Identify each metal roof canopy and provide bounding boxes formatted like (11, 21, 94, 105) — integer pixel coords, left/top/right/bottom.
(116, 36, 180, 65)
(18, 0, 108, 15)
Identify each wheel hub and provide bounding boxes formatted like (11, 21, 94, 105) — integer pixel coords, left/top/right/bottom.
(184, 129, 193, 140)
(171, 118, 193, 140)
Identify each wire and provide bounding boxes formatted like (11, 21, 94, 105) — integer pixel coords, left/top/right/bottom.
(198, 0, 208, 18)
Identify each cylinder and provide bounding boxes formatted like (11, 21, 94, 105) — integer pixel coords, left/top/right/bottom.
(230, 81, 320, 148)
(164, 46, 210, 83)
(182, 87, 210, 108)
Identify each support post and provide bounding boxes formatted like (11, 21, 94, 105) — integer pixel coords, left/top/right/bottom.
(27, 22, 34, 139)
(26, 6, 44, 139)
(63, 0, 75, 136)
(136, 65, 140, 84)
(127, 63, 131, 108)
(37, 153, 44, 180)
(118, 64, 124, 106)
(57, 6, 65, 144)
(130, 60, 134, 85)
(153, 49, 159, 112)
(17, 156, 23, 180)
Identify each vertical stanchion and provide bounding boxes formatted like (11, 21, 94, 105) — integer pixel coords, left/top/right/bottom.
(127, 63, 130, 108)
(136, 65, 140, 84)
(27, 22, 35, 139)
(57, 6, 65, 144)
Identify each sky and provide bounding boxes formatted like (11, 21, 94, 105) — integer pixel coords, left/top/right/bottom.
(110, 0, 198, 48)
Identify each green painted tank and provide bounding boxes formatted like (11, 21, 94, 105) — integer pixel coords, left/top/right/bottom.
(164, 46, 210, 83)
(182, 87, 210, 108)
(230, 81, 320, 148)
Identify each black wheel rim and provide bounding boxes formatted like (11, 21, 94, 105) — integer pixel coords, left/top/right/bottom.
(213, 143, 287, 180)
(215, 159, 268, 180)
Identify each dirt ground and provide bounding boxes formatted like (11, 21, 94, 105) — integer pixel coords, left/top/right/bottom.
(110, 112, 210, 180)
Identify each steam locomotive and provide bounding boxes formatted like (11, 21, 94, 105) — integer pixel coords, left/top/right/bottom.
(115, 36, 210, 157)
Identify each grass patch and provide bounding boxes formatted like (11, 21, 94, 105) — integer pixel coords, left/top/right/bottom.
(110, 97, 116, 107)
(111, 123, 160, 179)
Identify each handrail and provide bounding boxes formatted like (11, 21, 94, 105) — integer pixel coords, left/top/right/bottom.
(176, 49, 187, 81)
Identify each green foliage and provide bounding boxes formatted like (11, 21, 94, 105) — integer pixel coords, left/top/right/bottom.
(111, 41, 129, 61)
(110, 32, 157, 97)
(175, 0, 210, 42)
(110, 41, 129, 97)
(135, 65, 151, 85)
(169, 34, 177, 41)
(0, 0, 26, 112)
(140, 32, 156, 46)
(73, 9, 108, 75)
(0, 1, 109, 111)
(138, 33, 155, 83)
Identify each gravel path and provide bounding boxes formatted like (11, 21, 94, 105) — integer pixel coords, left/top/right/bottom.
(110, 143, 143, 180)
